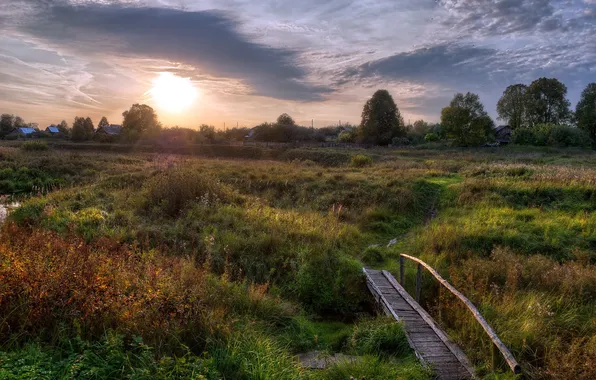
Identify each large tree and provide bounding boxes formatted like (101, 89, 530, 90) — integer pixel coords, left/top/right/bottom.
(441, 92, 494, 146)
(576, 83, 596, 149)
(358, 89, 406, 145)
(98, 116, 109, 129)
(14, 116, 25, 128)
(497, 84, 528, 129)
(71, 116, 94, 142)
(526, 77, 571, 125)
(122, 104, 160, 141)
(0, 114, 14, 136)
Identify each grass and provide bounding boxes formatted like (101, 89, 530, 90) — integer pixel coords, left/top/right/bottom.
(0, 142, 595, 378)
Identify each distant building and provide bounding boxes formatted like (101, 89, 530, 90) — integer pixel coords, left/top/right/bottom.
(45, 125, 61, 135)
(96, 124, 122, 136)
(494, 125, 512, 144)
(7, 127, 37, 138)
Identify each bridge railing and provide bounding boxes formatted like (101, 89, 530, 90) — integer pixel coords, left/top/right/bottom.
(399, 254, 522, 375)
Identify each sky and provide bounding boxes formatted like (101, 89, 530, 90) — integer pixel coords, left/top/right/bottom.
(0, 0, 594, 129)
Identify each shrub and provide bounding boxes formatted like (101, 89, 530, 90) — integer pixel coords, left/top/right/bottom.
(361, 246, 384, 264)
(0, 333, 220, 379)
(295, 251, 366, 315)
(21, 141, 49, 151)
(337, 130, 355, 143)
(350, 317, 411, 358)
(513, 124, 587, 147)
(424, 132, 440, 142)
(512, 127, 536, 145)
(143, 167, 237, 217)
(391, 136, 411, 146)
(350, 154, 373, 167)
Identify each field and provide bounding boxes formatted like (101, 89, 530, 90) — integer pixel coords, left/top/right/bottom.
(0, 142, 594, 379)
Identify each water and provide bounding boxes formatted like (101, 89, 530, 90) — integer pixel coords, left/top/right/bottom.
(0, 201, 20, 224)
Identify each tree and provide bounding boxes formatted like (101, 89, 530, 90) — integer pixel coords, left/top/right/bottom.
(198, 124, 216, 143)
(0, 114, 14, 137)
(14, 116, 25, 128)
(122, 104, 160, 141)
(441, 92, 494, 146)
(576, 83, 596, 149)
(98, 116, 109, 129)
(71, 116, 94, 142)
(358, 89, 406, 145)
(497, 84, 528, 129)
(526, 78, 571, 126)
(57, 120, 69, 134)
(84, 117, 94, 132)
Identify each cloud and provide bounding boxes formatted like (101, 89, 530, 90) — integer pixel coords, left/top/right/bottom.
(344, 44, 499, 87)
(12, 0, 333, 101)
(438, 0, 568, 35)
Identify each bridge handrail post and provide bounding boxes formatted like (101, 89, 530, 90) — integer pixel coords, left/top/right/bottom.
(415, 263, 422, 303)
(399, 254, 521, 375)
(399, 255, 405, 285)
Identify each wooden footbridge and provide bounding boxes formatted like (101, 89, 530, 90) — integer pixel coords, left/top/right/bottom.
(364, 254, 521, 379)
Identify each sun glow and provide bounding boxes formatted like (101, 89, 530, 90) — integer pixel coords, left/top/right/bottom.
(149, 72, 198, 113)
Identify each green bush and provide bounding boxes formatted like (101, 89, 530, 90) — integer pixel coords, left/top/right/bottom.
(424, 132, 440, 142)
(295, 251, 366, 315)
(10, 198, 47, 226)
(0, 333, 220, 379)
(361, 246, 384, 264)
(350, 154, 373, 167)
(511, 127, 536, 145)
(350, 317, 411, 358)
(21, 141, 49, 151)
(513, 124, 587, 147)
(143, 167, 238, 217)
(337, 130, 355, 143)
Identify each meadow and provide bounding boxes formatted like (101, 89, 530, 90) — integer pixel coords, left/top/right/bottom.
(0, 142, 594, 379)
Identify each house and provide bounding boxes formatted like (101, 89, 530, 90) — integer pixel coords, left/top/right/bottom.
(96, 124, 122, 135)
(45, 125, 61, 135)
(6, 127, 37, 138)
(494, 125, 512, 144)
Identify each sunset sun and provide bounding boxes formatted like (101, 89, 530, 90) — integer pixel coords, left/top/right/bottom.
(149, 72, 198, 113)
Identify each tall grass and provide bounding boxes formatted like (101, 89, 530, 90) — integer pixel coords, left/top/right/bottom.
(1, 145, 595, 378)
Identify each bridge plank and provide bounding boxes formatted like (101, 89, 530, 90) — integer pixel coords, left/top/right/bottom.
(363, 268, 475, 379)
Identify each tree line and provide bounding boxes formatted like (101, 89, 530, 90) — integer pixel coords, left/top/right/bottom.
(2, 78, 595, 149)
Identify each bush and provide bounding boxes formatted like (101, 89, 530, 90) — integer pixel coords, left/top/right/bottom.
(143, 167, 237, 217)
(424, 132, 440, 142)
(21, 141, 49, 151)
(391, 136, 410, 146)
(513, 124, 587, 147)
(350, 154, 373, 167)
(511, 127, 536, 145)
(337, 130, 355, 143)
(361, 246, 384, 264)
(0, 333, 220, 379)
(350, 317, 411, 358)
(295, 252, 366, 315)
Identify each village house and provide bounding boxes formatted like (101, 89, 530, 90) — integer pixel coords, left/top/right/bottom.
(45, 125, 61, 136)
(6, 127, 38, 139)
(96, 124, 122, 136)
(494, 125, 512, 144)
